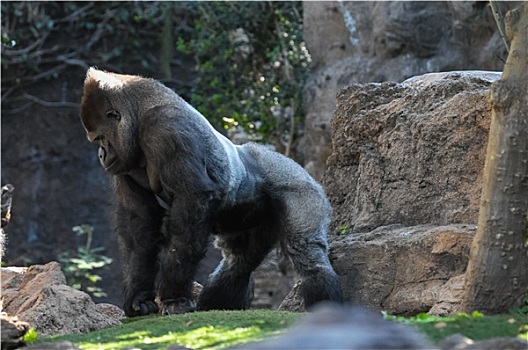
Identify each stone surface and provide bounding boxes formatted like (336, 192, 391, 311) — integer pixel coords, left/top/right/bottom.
(331, 224, 475, 315)
(251, 250, 298, 310)
(300, 1, 514, 178)
(309, 70, 506, 315)
(1, 313, 30, 350)
(94, 303, 126, 321)
(322, 71, 499, 234)
(278, 224, 475, 315)
(278, 280, 304, 312)
(1, 262, 122, 337)
(427, 274, 466, 316)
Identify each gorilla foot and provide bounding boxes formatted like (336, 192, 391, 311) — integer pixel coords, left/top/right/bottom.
(126, 290, 159, 317)
(161, 297, 197, 315)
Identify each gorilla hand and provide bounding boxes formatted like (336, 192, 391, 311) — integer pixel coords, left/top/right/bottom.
(124, 290, 159, 316)
(161, 297, 197, 315)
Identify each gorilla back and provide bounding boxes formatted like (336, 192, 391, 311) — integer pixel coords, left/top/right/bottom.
(80, 67, 342, 316)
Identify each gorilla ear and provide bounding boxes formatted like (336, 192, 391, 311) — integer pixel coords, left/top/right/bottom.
(106, 109, 121, 121)
(86, 67, 124, 90)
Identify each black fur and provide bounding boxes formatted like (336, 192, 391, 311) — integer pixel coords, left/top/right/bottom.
(80, 68, 342, 316)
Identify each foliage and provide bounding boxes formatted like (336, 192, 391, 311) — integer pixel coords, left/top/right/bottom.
(338, 225, 349, 235)
(510, 296, 528, 316)
(382, 310, 484, 323)
(36, 309, 528, 349)
(58, 225, 112, 298)
(1, 2, 162, 79)
(0, 2, 195, 114)
(23, 328, 38, 345)
(1, 2, 309, 149)
(38, 310, 303, 350)
(177, 2, 310, 150)
(384, 311, 528, 344)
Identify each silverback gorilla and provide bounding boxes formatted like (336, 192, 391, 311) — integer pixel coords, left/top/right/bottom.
(80, 68, 342, 316)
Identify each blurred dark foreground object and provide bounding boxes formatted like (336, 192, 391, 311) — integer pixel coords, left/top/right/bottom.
(232, 302, 434, 349)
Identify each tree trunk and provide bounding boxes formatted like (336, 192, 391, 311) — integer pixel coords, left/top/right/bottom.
(459, 2, 528, 314)
(160, 2, 174, 79)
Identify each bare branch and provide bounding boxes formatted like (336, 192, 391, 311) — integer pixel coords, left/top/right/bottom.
(56, 55, 90, 69)
(490, 0, 510, 52)
(1, 34, 48, 57)
(85, 9, 116, 51)
(52, 3, 94, 24)
(21, 93, 78, 108)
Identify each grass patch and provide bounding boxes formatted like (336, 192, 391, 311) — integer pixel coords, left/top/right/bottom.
(37, 310, 303, 350)
(34, 309, 527, 349)
(385, 311, 528, 344)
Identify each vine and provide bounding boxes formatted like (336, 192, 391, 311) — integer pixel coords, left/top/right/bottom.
(2, 2, 309, 150)
(177, 2, 310, 150)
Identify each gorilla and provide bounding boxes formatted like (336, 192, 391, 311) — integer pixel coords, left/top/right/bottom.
(80, 68, 342, 316)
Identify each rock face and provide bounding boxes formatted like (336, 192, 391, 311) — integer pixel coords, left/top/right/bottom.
(312, 71, 499, 314)
(1, 314, 30, 350)
(300, 1, 514, 179)
(1, 262, 123, 337)
(251, 250, 298, 310)
(331, 224, 474, 315)
(323, 71, 499, 234)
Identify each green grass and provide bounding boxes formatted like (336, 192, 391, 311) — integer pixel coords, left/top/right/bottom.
(385, 311, 528, 344)
(35, 309, 527, 349)
(37, 310, 303, 350)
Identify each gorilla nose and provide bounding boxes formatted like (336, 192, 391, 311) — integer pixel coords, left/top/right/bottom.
(98, 146, 107, 161)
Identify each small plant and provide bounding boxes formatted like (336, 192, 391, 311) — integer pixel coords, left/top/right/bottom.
(338, 225, 349, 236)
(176, 2, 310, 148)
(58, 225, 112, 298)
(510, 295, 528, 315)
(382, 311, 484, 324)
(23, 328, 38, 345)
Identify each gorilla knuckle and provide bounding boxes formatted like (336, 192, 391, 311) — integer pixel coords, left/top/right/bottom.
(161, 298, 197, 315)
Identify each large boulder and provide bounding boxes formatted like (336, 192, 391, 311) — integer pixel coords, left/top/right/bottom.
(1, 262, 123, 337)
(312, 71, 499, 315)
(330, 224, 474, 315)
(300, 1, 514, 178)
(1, 314, 30, 350)
(323, 71, 499, 233)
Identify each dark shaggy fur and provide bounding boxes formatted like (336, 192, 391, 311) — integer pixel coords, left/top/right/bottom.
(80, 68, 342, 316)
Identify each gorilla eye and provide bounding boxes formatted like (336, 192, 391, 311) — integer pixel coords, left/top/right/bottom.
(106, 110, 121, 121)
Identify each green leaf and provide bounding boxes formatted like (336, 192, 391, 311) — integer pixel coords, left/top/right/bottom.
(472, 311, 484, 318)
(23, 328, 38, 344)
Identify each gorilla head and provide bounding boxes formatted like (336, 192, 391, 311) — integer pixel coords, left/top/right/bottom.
(81, 70, 150, 175)
(80, 67, 342, 316)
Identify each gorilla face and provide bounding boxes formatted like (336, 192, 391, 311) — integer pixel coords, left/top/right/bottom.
(80, 74, 139, 175)
(93, 113, 121, 174)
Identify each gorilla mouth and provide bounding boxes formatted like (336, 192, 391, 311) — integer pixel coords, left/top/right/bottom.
(104, 159, 117, 172)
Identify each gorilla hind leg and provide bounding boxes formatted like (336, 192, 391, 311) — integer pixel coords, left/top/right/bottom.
(196, 257, 255, 311)
(198, 226, 279, 311)
(290, 242, 343, 308)
(281, 190, 343, 308)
